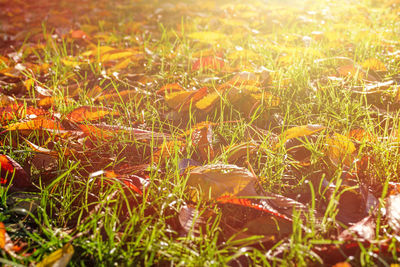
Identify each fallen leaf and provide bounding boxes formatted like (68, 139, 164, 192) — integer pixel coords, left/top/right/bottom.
(217, 196, 293, 242)
(0, 222, 6, 249)
(278, 124, 325, 148)
(36, 243, 74, 267)
(0, 155, 31, 188)
(66, 106, 119, 123)
(191, 123, 214, 161)
(326, 133, 356, 166)
(195, 91, 220, 113)
(186, 164, 258, 200)
(156, 83, 184, 96)
(165, 87, 207, 111)
(4, 118, 64, 133)
(362, 58, 387, 72)
(332, 262, 352, 267)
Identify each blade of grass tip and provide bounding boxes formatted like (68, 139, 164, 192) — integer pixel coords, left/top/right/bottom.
(45, 161, 80, 191)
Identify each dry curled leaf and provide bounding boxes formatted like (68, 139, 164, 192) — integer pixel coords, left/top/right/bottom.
(186, 164, 258, 200)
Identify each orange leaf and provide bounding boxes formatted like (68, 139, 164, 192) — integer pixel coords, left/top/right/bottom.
(156, 83, 184, 96)
(78, 124, 114, 141)
(332, 262, 351, 267)
(70, 29, 90, 40)
(5, 118, 64, 133)
(0, 104, 49, 124)
(38, 96, 55, 108)
(0, 222, 5, 249)
(66, 106, 119, 123)
(181, 87, 208, 111)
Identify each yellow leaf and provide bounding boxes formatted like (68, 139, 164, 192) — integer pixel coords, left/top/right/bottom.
(187, 164, 257, 200)
(61, 58, 82, 67)
(36, 243, 74, 267)
(188, 31, 227, 44)
(280, 125, 326, 144)
(81, 46, 114, 57)
(5, 118, 64, 132)
(326, 133, 356, 166)
(100, 51, 136, 62)
(111, 57, 132, 70)
(362, 58, 387, 72)
(165, 90, 195, 110)
(195, 91, 220, 112)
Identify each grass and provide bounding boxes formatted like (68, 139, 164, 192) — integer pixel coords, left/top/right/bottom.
(1, 0, 400, 265)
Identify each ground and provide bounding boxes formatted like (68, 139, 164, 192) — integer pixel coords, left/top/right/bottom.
(1, 0, 400, 266)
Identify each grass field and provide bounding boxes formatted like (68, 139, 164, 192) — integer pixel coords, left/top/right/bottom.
(1, 0, 400, 266)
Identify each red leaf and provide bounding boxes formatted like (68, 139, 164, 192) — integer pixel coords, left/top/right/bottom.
(216, 196, 293, 241)
(0, 155, 31, 188)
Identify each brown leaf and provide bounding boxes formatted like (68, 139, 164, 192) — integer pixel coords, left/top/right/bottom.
(186, 164, 258, 200)
(178, 205, 215, 235)
(191, 123, 214, 162)
(217, 196, 293, 242)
